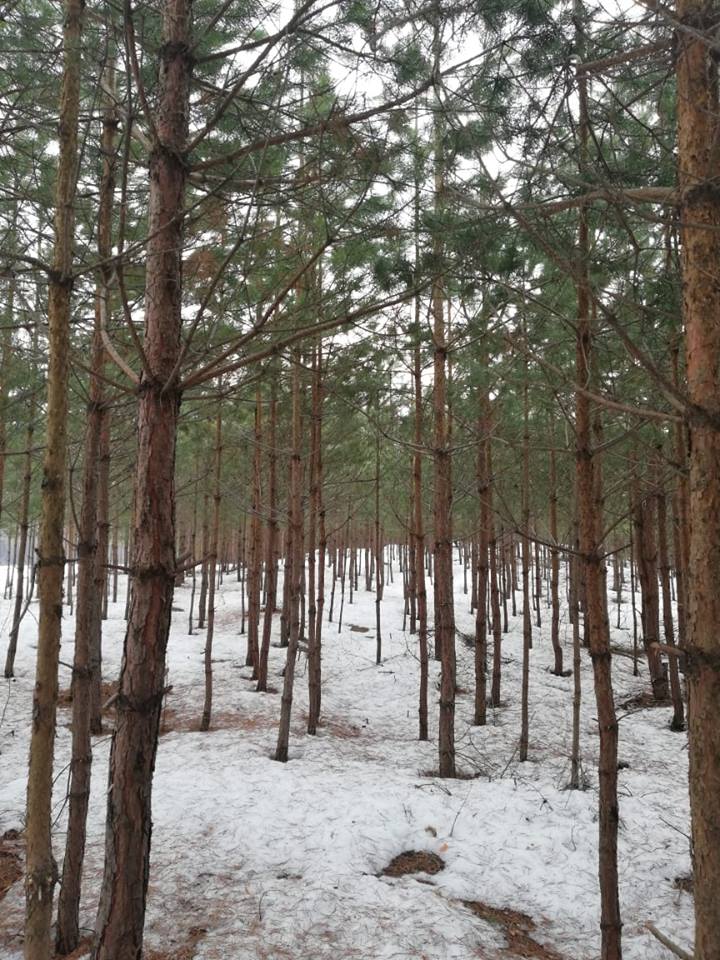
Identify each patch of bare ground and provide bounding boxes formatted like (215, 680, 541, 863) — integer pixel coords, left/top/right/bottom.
(674, 872, 693, 894)
(159, 708, 363, 740)
(160, 708, 273, 734)
(0, 830, 24, 952)
(0, 829, 23, 903)
(315, 717, 362, 739)
(381, 850, 445, 877)
(145, 925, 207, 960)
(461, 901, 565, 960)
(617, 689, 672, 711)
(58, 680, 119, 713)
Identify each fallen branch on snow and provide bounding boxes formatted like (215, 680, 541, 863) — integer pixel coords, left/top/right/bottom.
(646, 922, 693, 960)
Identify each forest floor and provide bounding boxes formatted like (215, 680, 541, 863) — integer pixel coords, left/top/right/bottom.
(0, 556, 694, 960)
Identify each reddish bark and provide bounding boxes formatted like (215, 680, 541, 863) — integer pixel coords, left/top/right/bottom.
(93, 1, 192, 953)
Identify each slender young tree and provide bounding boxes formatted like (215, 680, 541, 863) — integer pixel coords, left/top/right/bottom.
(200, 404, 223, 731)
(24, 0, 83, 955)
(574, 47, 621, 960)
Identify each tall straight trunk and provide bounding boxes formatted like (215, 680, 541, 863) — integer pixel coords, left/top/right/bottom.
(549, 443, 564, 675)
(677, 3, 720, 945)
(55, 333, 102, 951)
(4, 382, 36, 678)
(280, 496, 292, 646)
(66, 528, 74, 614)
(55, 59, 118, 931)
(308, 350, 323, 729)
(337, 535, 347, 633)
(569, 520, 583, 790)
(198, 492, 210, 629)
(488, 437, 502, 709)
(628, 512, 639, 676)
(408, 512, 418, 633)
(670, 343, 690, 652)
(188, 478, 199, 635)
(89, 58, 117, 737)
(414, 337, 429, 741)
(375, 423, 382, 665)
(246, 387, 263, 675)
(307, 354, 318, 681)
(93, 0, 192, 954)
(201, 407, 223, 731)
(474, 404, 489, 726)
(519, 360, 531, 762)
(275, 353, 303, 762)
(574, 53, 622, 960)
(433, 280, 455, 776)
(534, 537, 542, 629)
(4, 528, 16, 600)
(95, 379, 111, 635)
(24, 0, 83, 954)
(257, 384, 278, 693)
(239, 512, 247, 635)
(432, 24, 454, 777)
(510, 533, 518, 617)
(657, 485, 685, 730)
(313, 442, 326, 720)
(0, 243, 15, 556)
(500, 528, 509, 633)
(111, 521, 119, 604)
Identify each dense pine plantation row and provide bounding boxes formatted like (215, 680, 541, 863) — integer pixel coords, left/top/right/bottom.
(0, 0, 718, 958)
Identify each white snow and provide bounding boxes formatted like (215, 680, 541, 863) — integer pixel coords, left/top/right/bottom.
(0, 553, 694, 959)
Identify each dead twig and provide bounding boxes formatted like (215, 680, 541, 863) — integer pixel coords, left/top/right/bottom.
(646, 922, 693, 960)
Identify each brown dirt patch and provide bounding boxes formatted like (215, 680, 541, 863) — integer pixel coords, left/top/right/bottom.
(617, 689, 672, 711)
(160, 707, 362, 740)
(160, 708, 274, 735)
(146, 926, 207, 960)
(317, 717, 362, 739)
(58, 680, 119, 712)
(462, 900, 564, 960)
(381, 850, 445, 877)
(0, 830, 23, 904)
(674, 872, 693, 894)
(349, 624, 369, 633)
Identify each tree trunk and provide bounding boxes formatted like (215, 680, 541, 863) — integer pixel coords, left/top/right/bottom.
(474, 402, 489, 726)
(413, 336, 429, 741)
(93, 0, 192, 953)
(519, 359, 531, 762)
(574, 53, 622, 960)
(198, 492, 210, 630)
(257, 383, 278, 693)
(676, 7, 720, 944)
(4, 381, 36, 679)
(24, 0, 83, 954)
(549, 442, 564, 675)
(375, 422, 382, 665)
(657, 485, 685, 730)
(633, 480, 668, 701)
(275, 353, 303, 762)
(55, 86, 117, 932)
(246, 387, 263, 676)
(488, 434, 502, 709)
(308, 350, 323, 730)
(200, 407, 223, 731)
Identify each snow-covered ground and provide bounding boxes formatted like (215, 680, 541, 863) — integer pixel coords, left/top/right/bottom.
(0, 554, 694, 959)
